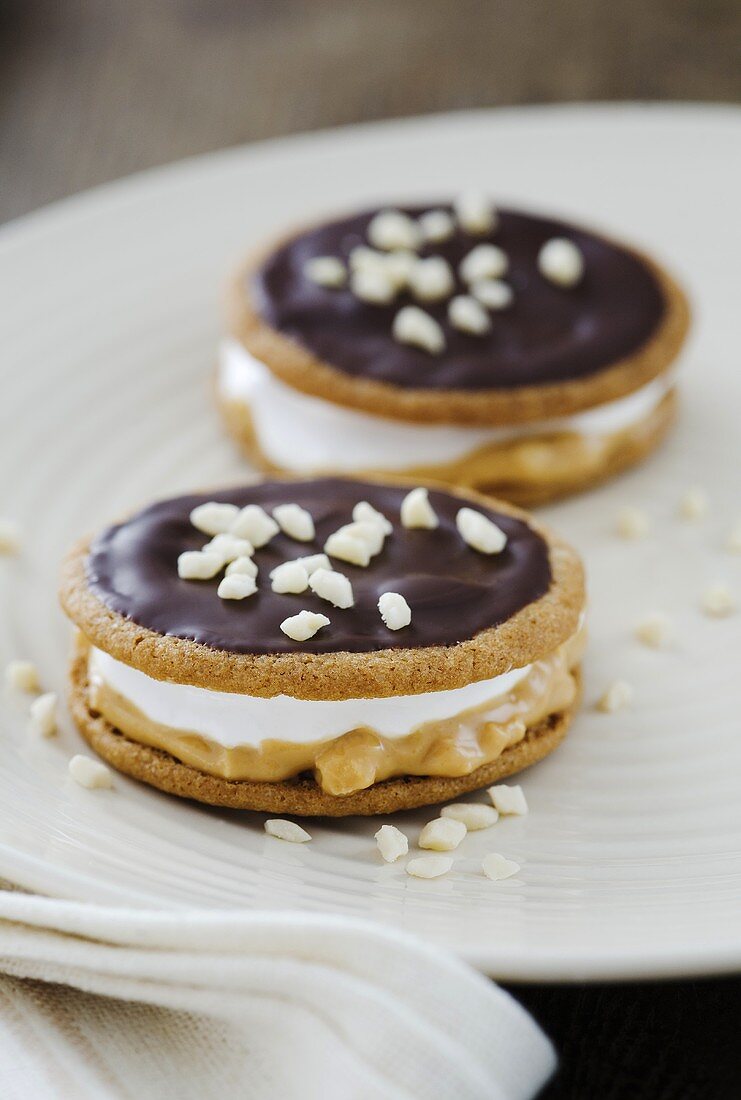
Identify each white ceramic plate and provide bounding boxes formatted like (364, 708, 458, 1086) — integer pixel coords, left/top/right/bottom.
(1, 104, 739, 981)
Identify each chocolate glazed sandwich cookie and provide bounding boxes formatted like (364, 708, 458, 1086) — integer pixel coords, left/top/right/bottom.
(222, 197, 689, 504)
(60, 476, 586, 816)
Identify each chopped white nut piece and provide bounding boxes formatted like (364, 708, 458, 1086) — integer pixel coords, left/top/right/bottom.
(226, 555, 258, 579)
(270, 560, 310, 594)
(448, 295, 491, 335)
(304, 255, 346, 288)
(392, 306, 445, 355)
(294, 553, 331, 576)
(597, 680, 634, 713)
(217, 573, 258, 600)
(68, 754, 113, 789)
(309, 567, 354, 609)
(190, 501, 239, 536)
(727, 521, 741, 554)
(177, 550, 223, 580)
(406, 854, 453, 879)
(203, 534, 254, 564)
(273, 503, 315, 542)
(482, 853, 520, 881)
(378, 591, 412, 630)
(351, 267, 397, 305)
(615, 506, 650, 540)
(679, 487, 708, 521)
(460, 243, 508, 283)
(367, 209, 421, 252)
(441, 803, 499, 830)
(375, 824, 409, 862)
(348, 245, 387, 272)
(400, 486, 438, 529)
(409, 256, 455, 302)
(701, 583, 735, 618)
(230, 505, 279, 547)
(353, 501, 393, 535)
(280, 610, 330, 641)
(454, 191, 498, 235)
(419, 817, 467, 851)
(488, 784, 528, 816)
(471, 278, 513, 310)
(456, 507, 507, 554)
(635, 612, 673, 649)
(418, 209, 455, 243)
(0, 518, 22, 555)
(338, 520, 385, 556)
(538, 237, 584, 287)
(384, 250, 418, 290)
(29, 692, 57, 737)
(264, 818, 312, 843)
(5, 659, 40, 693)
(324, 530, 371, 567)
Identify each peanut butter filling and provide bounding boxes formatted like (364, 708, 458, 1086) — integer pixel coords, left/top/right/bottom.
(87, 626, 585, 796)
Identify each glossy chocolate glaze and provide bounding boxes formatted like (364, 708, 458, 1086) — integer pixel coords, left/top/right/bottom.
(87, 479, 551, 655)
(252, 205, 667, 391)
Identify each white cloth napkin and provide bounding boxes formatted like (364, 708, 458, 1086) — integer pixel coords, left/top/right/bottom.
(0, 890, 554, 1100)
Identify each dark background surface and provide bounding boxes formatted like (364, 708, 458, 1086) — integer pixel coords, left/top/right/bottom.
(2, 2, 741, 1096)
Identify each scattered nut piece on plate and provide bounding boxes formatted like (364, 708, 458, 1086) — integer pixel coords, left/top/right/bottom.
(392, 306, 445, 355)
(0, 518, 22, 555)
(615, 506, 650, 540)
(701, 584, 735, 618)
(280, 610, 330, 641)
(378, 591, 411, 630)
(375, 824, 409, 862)
(406, 854, 454, 879)
(679, 487, 708, 520)
(419, 817, 467, 851)
(456, 507, 507, 553)
(400, 486, 438, 529)
(635, 612, 673, 649)
(482, 853, 521, 881)
(5, 659, 41, 693)
(597, 680, 634, 713)
(264, 818, 312, 843)
(441, 803, 499, 830)
(488, 784, 528, 816)
(538, 237, 584, 287)
(69, 754, 113, 789)
(29, 692, 58, 737)
(273, 503, 315, 542)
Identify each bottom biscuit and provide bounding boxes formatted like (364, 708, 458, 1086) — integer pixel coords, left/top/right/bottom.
(69, 650, 580, 816)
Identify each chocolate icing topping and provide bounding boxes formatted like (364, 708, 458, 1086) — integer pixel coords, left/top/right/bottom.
(252, 205, 667, 391)
(87, 479, 551, 656)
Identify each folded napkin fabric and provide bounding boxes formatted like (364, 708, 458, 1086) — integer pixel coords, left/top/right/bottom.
(0, 892, 554, 1100)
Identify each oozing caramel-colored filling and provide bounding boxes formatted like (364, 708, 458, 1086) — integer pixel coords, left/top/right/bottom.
(88, 627, 584, 795)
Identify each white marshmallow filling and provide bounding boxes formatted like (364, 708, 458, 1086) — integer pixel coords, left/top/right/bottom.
(218, 338, 673, 474)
